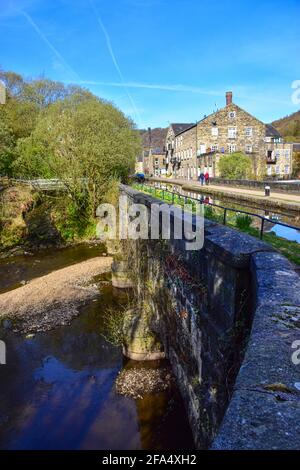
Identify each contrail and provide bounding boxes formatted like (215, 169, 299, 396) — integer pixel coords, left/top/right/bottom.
(18, 9, 80, 82)
(79, 80, 224, 96)
(77, 80, 292, 106)
(89, 0, 143, 126)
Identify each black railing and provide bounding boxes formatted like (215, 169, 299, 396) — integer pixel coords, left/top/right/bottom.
(136, 182, 300, 241)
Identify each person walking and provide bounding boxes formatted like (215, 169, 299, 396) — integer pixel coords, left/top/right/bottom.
(199, 172, 205, 186)
(204, 171, 210, 185)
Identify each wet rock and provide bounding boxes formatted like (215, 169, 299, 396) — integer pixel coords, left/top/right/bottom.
(116, 366, 174, 399)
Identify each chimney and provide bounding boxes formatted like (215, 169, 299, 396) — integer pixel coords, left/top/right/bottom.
(226, 91, 233, 106)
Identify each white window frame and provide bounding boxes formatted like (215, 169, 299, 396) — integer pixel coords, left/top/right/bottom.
(211, 127, 218, 137)
(245, 145, 253, 154)
(245, 127, 253, 137)
(228, 127, 237, 139)
(211, 145, 218, 152)
(228, 144, 236, 153)
(275, 165, 280, 174)
(284, 165, 290, 174)
(228, 111, 236, 119)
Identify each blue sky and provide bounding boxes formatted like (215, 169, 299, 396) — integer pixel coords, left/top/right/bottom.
(1, 0, 300, 128)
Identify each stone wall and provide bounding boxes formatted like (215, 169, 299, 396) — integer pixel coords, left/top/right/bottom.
(119, 184, 300, 449)
(211, 177, 300, 193)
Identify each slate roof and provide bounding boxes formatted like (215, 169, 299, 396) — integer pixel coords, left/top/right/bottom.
(151, 147, 165, 155)
(265, 124, 282, 138)
(293, 143, 300, 152)
(171, 123, 195, 136)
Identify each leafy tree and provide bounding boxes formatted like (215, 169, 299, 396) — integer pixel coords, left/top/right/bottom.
(0, 113, 16, 176)
(0, 70, 95, 142)
(218, 152, 253, 179)
(292, 152, 300, 177)
(14, 94, 141, 214)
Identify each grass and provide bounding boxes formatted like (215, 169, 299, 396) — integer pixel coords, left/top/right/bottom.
(132, 183, 300, 266)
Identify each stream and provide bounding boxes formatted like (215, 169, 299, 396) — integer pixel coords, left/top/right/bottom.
(0, 246, 194, 450)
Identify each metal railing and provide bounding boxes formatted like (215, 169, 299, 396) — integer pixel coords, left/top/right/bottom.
(135, 182, 300, 241)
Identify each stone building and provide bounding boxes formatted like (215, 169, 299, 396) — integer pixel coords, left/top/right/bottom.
(138, 127, 167, 176)
(165, 123, 195, 178)
(173, 124, 197, 180)
(265, 141, 293, 178)
(141, 148, 166, 177)
(196, 92, 293, 178)
(135, 154, 144, 174)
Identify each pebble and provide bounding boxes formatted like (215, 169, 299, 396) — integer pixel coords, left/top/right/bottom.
(116, 367, 174, 399)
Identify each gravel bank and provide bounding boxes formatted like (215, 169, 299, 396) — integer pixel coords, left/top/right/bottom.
(0, 256, 112, 334)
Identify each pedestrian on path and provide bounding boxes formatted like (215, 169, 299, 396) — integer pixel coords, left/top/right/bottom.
(204, 172, 210, 185)
(199, 172, 205, 186)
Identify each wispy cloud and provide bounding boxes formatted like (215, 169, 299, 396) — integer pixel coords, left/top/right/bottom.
(18, 9, 80, 81)
(78, 80, 225, 96)
(89, 0, 143, 126)
(77, 80, 292, 106)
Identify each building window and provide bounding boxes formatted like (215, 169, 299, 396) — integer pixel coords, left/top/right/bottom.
(245, 145, 253, 154)
(275, 166, 280, 174)
(211, 127, 218, 137)
(267, 166, 273, 176)
(155, 158, 159, 166)
(228, 111, 236, 119)
(285, 165, 290, 174)
(228, 144, 236, 153)
(245, 127, 253, 137)
(211, 145, 218, 152)
(285, 150, 290, 159)
(228, 127, 237, 139)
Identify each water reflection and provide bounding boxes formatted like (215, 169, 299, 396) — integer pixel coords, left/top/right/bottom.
(154, 182, 300, 243)
(0, 282, 194, 450)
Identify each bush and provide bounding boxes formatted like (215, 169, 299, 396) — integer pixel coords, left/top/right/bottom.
(218, 152, 252, 179)
(235, 214, 252, 230)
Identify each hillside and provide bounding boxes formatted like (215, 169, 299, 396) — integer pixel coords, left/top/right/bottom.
(139, 127, 167, 151)
(272, 110, 300, 142)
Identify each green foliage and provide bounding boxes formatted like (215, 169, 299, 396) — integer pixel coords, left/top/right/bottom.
(292, 152, 300, 177)
(0, 115, 15, 176)
(235, 214, 252, 230)
(218, 152, 252, 179)
(272, 111, 300, 142)
(53, 198, 97, 241)
(14, 94, 140, 215)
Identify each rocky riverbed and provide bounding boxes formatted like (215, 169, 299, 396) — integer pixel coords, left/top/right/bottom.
(0, 256, 112, 334)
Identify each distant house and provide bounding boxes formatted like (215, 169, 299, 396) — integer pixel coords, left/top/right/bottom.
(165, 123, 196, 179)
(135, 154, 144, 174)
(137, 127, 167, 176)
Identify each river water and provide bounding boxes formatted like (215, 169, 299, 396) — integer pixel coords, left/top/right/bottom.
(0, 246, 194, 450)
